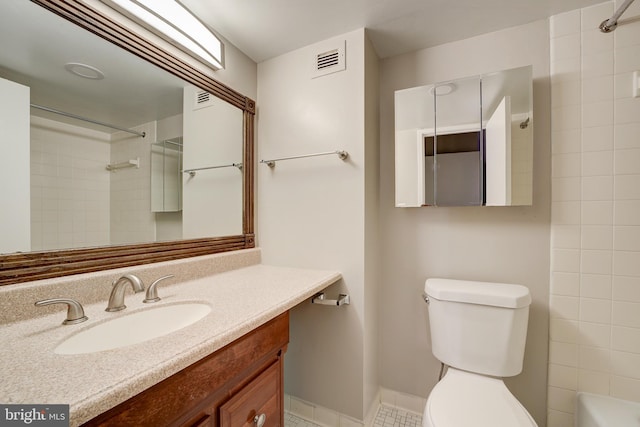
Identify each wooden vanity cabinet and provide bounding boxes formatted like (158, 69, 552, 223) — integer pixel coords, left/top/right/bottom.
(82, 312, 289, 427)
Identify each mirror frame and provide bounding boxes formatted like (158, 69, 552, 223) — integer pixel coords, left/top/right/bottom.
(0, 0, 255, 286)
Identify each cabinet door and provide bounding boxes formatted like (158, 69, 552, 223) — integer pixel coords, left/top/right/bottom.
(485, 96, 512, 206)
(220, 360, 281, 427)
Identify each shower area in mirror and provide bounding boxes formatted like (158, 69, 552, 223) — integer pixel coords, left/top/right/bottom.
(151, 137, 183, 213)
(27, 111, 185, 252)
(151, 136, 185, 242)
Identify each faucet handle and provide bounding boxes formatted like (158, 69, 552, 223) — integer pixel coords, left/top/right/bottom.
(35, 298, 88, 325)
(143, 275, 174, 303)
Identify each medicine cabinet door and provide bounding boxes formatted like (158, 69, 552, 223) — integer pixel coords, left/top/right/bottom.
(431, 76, 482, 206)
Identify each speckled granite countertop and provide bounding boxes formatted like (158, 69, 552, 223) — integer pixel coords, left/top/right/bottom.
(0, 255, 341, 426)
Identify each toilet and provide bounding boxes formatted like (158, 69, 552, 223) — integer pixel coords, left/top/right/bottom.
(423, 278, 538, 427)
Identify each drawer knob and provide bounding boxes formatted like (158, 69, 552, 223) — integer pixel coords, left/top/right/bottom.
(253, 413, 266, 427)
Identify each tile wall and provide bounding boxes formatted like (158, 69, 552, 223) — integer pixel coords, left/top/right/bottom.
(30, 117, 156, 251)
(30, 117, 110, 250)
(109, 123, 156, 245)
(548, 1, 640, 426)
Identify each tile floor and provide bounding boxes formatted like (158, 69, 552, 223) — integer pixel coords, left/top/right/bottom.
(284, 412, 322, 427)
(284, 405, 423, 427)
(373, 406, 422, 427)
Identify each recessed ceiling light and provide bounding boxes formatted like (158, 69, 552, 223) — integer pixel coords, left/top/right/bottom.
(64, 62, 105, 80)
(429, 83, 456, 96)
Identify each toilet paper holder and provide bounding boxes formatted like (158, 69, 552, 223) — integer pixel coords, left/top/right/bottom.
(311, 292, 350, 306)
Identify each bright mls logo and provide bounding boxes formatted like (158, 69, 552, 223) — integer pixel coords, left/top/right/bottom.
(0, 405, 69, 426)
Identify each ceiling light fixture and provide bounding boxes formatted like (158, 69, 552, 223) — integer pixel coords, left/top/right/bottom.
(64, 62, 105, 80)
(429, 83, 456, 96)
(100, 0, 224, 70)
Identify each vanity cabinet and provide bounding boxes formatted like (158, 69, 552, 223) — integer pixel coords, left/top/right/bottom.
(82, 312, 288, 427)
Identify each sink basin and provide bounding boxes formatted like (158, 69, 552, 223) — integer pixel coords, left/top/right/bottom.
(55, 303, 211, 355)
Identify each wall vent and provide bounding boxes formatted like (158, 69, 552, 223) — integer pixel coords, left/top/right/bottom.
(312, 41, 346, 78)
(194, 89, 214, 110)
(318, 50, 340, 69)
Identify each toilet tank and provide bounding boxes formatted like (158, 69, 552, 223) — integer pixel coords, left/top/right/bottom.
(425, 278, 532, 377)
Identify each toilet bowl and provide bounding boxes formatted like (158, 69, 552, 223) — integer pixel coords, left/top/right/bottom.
(423, 278, 538, 427)
(423, 368, 537, 427)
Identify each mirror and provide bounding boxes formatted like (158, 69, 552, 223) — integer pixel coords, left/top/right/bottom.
(394, 65, 532, 207)
(0, 0, 255, 285)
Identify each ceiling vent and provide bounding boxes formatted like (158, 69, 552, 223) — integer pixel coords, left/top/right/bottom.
(312, 41, 346, 79)
(193, 89, 214, 110)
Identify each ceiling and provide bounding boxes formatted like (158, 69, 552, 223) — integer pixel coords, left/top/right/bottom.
(0, 0, 185, 132)
(0, 0, 611, 135)
(181, 0, 604, 63)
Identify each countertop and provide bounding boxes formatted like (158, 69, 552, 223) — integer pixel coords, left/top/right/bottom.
(0, 263, 341, 426)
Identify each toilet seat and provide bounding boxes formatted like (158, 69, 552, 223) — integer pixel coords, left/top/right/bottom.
(423, 368, 538, 427)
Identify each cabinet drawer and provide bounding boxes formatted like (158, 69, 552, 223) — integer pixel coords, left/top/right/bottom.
(220, 359, 281, 427)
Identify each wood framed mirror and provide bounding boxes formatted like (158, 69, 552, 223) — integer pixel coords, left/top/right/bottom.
(0, 0, 255, 286)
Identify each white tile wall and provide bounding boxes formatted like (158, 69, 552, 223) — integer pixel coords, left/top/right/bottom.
(30, 117, 157, 250)
(549, 1, 640, 425)
(109, 123, 156, 245)
(30, 117, 111, 251)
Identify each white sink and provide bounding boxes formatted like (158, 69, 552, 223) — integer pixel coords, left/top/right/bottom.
(55, 302, 211, 355)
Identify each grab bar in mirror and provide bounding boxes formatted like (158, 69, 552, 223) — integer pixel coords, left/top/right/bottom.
(182, 163, 243, 177)
(260, 150, 348, 168)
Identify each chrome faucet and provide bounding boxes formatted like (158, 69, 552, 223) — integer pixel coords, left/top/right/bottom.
(106, 274, 145, 312)
(35, 298, 88, 325)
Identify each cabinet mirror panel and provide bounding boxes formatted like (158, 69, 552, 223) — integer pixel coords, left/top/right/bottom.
(0, 0, 255, 285)
(151, 137, 183, 214)
(395, 65, 532, 207)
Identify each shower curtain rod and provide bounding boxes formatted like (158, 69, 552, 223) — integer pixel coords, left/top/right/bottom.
(600, 0, 636, 32)
(30, 104, 146, 138)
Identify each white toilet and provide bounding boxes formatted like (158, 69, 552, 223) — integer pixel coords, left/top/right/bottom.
(423, 278, 538, 427)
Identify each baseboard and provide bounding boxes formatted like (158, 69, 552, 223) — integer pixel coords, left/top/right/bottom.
(363, 389, 381, 427)
(284, 393, 365, 426)
(379, 387, 426, 416)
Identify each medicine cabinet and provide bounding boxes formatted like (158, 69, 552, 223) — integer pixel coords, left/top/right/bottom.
(394, 65, 533, 207)
(151, 137, 183, 212)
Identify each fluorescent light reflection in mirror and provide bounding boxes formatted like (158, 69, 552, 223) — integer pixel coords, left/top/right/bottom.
(101, 0, 224, 69)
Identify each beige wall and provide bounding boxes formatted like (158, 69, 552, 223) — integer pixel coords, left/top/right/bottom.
(182, 86, 244, 239)
(548, 1, 640, 426)
(378, 20, 552, 426)
(257, 29, 380, 421)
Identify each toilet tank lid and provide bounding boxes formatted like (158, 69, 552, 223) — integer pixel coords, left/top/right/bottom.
(425, 278, 531, 308)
